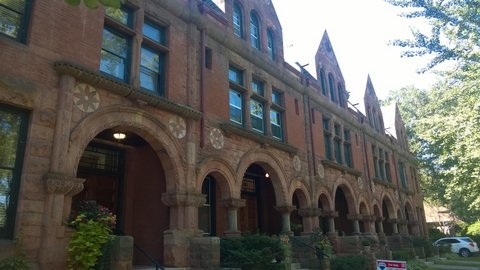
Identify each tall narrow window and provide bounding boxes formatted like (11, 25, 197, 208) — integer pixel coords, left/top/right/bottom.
(328, 74, 336, 102)
(385, 152, 392, 182)
(344, 130, 352, 167)
(199, 176, 216, 236)
(319, 69, 327, 96)
(337, 83, 345, 107)
(379, 149, 386, 179)
(233, 3, 243, 38)
(250, 12, 260, 49)
(250, 99, 264, 132)
(333, 124, 342, 163)
(229, 66, 244, 125)
(323, 118, 332, 160)
(372, 145, 379, 178)
(399, 161, 408, 189)
(270, 89, 284, 140)
(0, 105, 29, 239)
(100, 6, 134, 82)
(140, 19, 167, 95)
(267, 29, 275, 60)
(0, 0, 31, 42)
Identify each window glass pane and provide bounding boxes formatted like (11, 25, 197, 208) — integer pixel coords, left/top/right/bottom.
(233, 4, 242, 37)
(272, 90, 282, 106)
(0, 0, 27, 40)
(228, 67, 243, 85)
(141, 47, 159, 73)
(267, 30, 275, 60)
(270, 109, 282, 140)
(229, 90, 242, 124)
(252, 80, 264, 96)
(100, 28, 128, 80)
(250, 100, 264, 132)
(250, 13, 260, 49)
(143, 20, 166, 45)
(105, 6, 131, 26)
(0, 169, 12, 229)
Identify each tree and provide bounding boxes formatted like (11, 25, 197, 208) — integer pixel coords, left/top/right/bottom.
(383, 69, 480, 223)
(64, 0, 124, 9)
(385, 0, 480, 72)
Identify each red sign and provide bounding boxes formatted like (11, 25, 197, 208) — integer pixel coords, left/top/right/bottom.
(376, 259, 407, 270)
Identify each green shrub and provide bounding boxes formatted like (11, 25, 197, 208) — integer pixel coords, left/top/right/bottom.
(330, 255, 368, 270)
(411, 236, 434, 257)
(220, 233, 288, 270)
(392, 249, 415, 261)
(407, 260, 434, 270)
(428, 227, 445, 240)
(0, 254, 29, 270)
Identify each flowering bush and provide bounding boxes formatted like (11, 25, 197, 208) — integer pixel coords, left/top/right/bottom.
(67, 201, 116, 270)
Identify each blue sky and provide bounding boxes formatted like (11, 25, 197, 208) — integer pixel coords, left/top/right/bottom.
(271, 0, 439, 103)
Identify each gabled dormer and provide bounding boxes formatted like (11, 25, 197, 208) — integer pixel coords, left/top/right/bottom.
(363, 75, 385, 134)
(213, 0, 284, 63)
(315, 30, 348, 109)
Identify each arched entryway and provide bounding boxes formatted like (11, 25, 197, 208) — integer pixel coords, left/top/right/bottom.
(72, 128, 169, 266)
(238, 163, 281, 235)
(318, 193, 331, 234)
(382, 197, 395, 235)
(334, 186, 354, 235)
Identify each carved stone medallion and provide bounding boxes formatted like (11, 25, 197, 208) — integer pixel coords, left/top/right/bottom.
(293, 155, 301, 172)
(317, 164, 325, 178)
(72, 83, 100, 112)
(168, 115, 186, 139)
(209, 128, 224, 149)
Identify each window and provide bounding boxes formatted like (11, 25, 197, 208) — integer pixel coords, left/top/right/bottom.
(344, 130, 352, 167)
(229, 66, 244, 124)
(199, 176, 216, 236)
(250, 12, 260, 49)
(0, 0, 31, 42)
(140, 20, 167, 95)
(323, 118, 332, 160)
(252, 79, 264, 96)
(267, 29, 275, 60)
(319, 69, 327, 96)
(385, 152, 392, 182)
(270, 89, 283, 140)
(334, 124, 342, 163)
(372, 145, 379, 178)
(337, 83, 345, 107)
(379, 149, 386, 179)
(100, 6, 134, 82)
(250, 99, 264, 132)
(229, 89, 243, 124)
(233, 3, 243, 38)
(0, 105, 29, 239)
(328, 74, 336, 102)
(399, 161, 408, 189)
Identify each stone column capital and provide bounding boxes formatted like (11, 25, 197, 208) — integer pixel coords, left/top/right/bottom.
(161, 192, 206, 207)
(222, 198, 246, 209)
(43, 172, 85, 196)
(298, 208, 322, 217)
(322, 210, 339, 218)
(274, 205, 296, 214)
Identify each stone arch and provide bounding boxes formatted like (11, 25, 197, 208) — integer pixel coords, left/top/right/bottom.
(235, 147, 288, 206)
(68, 106, 184, 194)
(196, 157, 236, 200)
(289, 179, 311, 207)
(333, 177, 357, 214)
(316, 187, 333, 211)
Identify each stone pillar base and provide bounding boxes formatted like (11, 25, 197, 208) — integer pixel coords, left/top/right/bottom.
(163, 229, 202, 267)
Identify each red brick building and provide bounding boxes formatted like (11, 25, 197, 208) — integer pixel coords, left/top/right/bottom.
(0, 0, 426, 268)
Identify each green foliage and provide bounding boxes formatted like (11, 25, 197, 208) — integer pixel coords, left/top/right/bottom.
(64, 0, 124, 9)
(392, 249, 416, 261)
(0, 254, 29, 270)
(407, 260, 434, 270)
(385, 0, 480, 72)
(220, 233, 289, 270)
(310, 228, 334, 256)
(467, 221, 480, 235)
(411, 236, 434, 257)
(330, 255, 368, 270)
(428, 227, 446, 240)
(67, 201, 116, 270)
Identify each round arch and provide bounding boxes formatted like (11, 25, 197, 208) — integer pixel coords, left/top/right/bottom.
(196, 156, 236, 200)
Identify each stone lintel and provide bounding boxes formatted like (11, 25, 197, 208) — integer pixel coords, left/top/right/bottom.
(43, 172, 85, 195)
(321, 210, 339, 218)
(161, 192, 206, 207)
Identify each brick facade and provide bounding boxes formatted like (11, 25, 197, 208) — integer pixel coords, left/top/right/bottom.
(0, 0, 426, 268)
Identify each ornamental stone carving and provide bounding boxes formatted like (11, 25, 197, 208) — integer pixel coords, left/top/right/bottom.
(317, 164, 325, 178)
(168, 115, 186, 139)
(161, 192, 206, 207)
(72, 83, 100, 112)
(293, 155, 301, 172)
(209, 128, 224, 150)
(43, 172, 85, 196)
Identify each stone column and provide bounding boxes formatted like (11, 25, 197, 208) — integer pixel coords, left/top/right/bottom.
(347, 214, 361, 235)
(275, 205, 296, 234)
(361, 215, 376, 234)
(223, 198, 246, 237)
(376, 217, 385, 236)
(161, 192, 206, 267)
(389, 218, 399, 234)
(322, 210, 338, 235)
(298, 208, 322, 234)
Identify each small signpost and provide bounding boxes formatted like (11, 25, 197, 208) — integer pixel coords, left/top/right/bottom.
(376, 259, 407, 270)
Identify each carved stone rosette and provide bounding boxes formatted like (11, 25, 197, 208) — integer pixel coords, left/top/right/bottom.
(43, 172, 85, 196)
(161, 192, 206, 207)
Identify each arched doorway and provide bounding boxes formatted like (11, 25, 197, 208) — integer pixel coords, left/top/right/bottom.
(382, 197, 395, 235)
(290, 190, 304, 235)
(238, 163, 281, 235)
(318, 193, 330, 234)
(334, 187, 352, 235)
(73, 128, 169, 266)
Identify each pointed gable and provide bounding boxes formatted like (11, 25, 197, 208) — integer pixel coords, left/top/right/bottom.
(363, 75, 385, 135)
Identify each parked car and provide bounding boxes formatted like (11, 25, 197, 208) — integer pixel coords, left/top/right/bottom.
(433, 237, 479, 257)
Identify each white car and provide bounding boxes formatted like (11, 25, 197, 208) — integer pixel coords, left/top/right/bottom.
(433, 237, 480, 257)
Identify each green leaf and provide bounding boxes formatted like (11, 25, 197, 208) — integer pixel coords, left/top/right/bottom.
(65, 0, 81, 5)
(99, 0, 122, 8)
(83, 0, 99, 9)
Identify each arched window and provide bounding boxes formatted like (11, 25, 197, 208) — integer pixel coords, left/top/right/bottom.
(250, 12, 260, 49)
(233, 3, 243, 38)
(267, 29, 275, 60)
(337, 83, 345, 107)
(328, 73, 336, 102)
